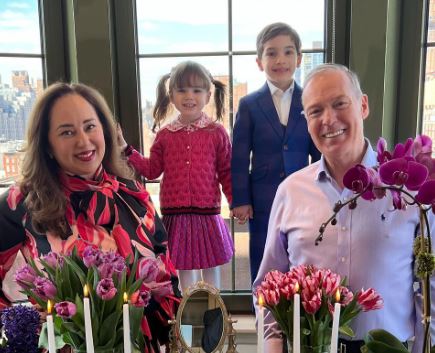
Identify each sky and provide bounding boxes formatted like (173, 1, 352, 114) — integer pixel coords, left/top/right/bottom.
(0, 0, 42, 85)
(0, 0, 325, 99)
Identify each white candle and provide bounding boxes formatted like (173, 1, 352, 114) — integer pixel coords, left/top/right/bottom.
(257, 295, 265, 353)
(46, 300, 56, 353)
(123, 292, 132, 353)
(83, 285, 95, 353)
(330, 289, 341, 353)
(293, 283, 300, 353)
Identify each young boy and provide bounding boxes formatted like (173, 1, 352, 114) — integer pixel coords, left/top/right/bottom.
(231, 22, 321, 284)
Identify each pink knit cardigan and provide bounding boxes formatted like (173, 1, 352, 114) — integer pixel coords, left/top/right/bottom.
(127, 121, 232, 214)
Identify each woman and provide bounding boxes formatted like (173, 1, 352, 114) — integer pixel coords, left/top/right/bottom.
(0, 82, 180, 352)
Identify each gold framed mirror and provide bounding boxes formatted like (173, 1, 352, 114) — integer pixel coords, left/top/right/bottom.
(170, 280, 238, 353)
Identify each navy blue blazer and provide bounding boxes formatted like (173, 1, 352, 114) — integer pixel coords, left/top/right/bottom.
(231, 82, 321, 215)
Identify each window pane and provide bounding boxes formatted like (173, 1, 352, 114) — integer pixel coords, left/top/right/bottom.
(232, 52, 324, 101)
(136, 1, 228, 54)
(422, 47, 435, 155)
(232, 0, 325, 51)
(422, 0, 435, 155)
(0, 0, 41, 54)
(0, 58, 43, 184)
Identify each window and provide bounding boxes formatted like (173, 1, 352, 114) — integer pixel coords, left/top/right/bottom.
(0, 0, 44, 187)
(135, 0, 327, 291)
(421, 0, 435, 151)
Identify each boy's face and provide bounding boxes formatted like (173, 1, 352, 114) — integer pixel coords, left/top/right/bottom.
(256, 34, 302, 91)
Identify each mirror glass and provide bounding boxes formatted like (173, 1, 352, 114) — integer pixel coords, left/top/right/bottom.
(176, 282, 227, 353)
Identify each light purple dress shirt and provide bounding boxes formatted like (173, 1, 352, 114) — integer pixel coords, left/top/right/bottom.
(253, 143, 435, 353)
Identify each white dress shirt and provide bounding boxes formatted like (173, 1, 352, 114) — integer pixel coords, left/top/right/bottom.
(267, 80, 294, 126)
(253, 143, 435, 353)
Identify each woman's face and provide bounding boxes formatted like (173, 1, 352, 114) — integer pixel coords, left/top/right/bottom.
(48, 93, 106, 179)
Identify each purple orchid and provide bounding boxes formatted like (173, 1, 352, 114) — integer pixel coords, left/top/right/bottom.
(54, 301, 77, 319)
(413, 134, 433, 156)
(377, 137, 414, 165)
(32, 277, 57, 300)
(416, 180, 435, 213)
(96, 278, 117, 300)
(379, 158, 428, 191)
(343, 164, 371, 193)
(377, 138, 392, 164)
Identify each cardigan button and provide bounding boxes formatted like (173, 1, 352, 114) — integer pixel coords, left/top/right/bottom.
(186, 161, 190, 165)
(283, 145, 288, 151)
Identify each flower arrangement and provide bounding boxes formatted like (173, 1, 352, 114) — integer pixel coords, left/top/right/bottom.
(15, 246, 173, 352)
(0, 305, 40, 353)
(255, 264, 383, 351)
(316, 135, 435, 353)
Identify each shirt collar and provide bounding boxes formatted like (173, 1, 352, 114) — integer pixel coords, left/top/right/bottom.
(165, 112, 213, 132)
(267, 80, 295, 97)
(316, 138, 376, 182)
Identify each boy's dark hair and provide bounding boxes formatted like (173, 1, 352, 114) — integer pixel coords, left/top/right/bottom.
(256, 22, 302, 58)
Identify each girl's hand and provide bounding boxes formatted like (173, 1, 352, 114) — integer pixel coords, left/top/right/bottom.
(116, 123, 128, 150)
(231, 205, 253, 224)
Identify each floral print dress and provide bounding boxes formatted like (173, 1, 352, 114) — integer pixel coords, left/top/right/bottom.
(0, 168, 180, 353)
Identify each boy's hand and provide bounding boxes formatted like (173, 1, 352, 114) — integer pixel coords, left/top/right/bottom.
(231, 205, 253, 224)
(116, 123, 128, 150)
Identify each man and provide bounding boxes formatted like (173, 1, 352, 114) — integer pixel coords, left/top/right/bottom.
(253, 63, 435, 353)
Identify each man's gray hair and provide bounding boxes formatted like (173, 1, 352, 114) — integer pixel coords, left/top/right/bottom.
(303, 63, 363, 98)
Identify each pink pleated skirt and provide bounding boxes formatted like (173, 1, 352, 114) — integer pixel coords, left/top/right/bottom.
(162, 213, 234, 270)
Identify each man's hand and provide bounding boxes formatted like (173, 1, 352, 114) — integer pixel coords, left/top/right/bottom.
(230, 205, 253, 224)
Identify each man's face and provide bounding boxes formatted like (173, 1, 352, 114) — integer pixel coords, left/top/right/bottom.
(302, 70, 369, 162)
(256, 35, 302, 91)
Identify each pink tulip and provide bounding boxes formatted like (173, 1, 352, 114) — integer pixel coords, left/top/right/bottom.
(15, 264, 36, 288)
(96, 278, 117, 300)
(357, 288, 383, 311)
(55, 301, 77, 318)
(138, 257, 160, 283)
(301, 289, 322, 314)
(32, 277, 57, 300)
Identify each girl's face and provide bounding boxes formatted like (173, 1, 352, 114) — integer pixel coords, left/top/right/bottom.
(170, 82, 211, 123)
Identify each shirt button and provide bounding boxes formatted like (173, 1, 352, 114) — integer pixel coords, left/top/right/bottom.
(341, 226, 346, 231)
(279, 172, 285, 178)
(187, 146, 190, 149)
(186, 161, 190, 165)
(341, 257, 346, 262)
(283, 145, 288, 151)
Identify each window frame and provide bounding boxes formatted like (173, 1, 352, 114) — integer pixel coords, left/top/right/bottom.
(130, 0, 331, 293)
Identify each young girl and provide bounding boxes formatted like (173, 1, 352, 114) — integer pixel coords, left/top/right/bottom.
(119, 61, 234, 291)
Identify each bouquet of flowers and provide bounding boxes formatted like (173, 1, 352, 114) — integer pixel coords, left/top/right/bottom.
(0, 305, 40, 353)
(255, 264, 383, 351)
(15, 246, 173, 352)
(316, 135, 435, 353)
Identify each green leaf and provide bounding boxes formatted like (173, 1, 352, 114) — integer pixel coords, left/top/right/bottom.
(339, 324, 354, 338)
(363, 341, 408, 353)
(364, 329, 408, 350)
(38, 322, 67, 350)
(97, 310, 122, 346)
(129, 305, 144, 341)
